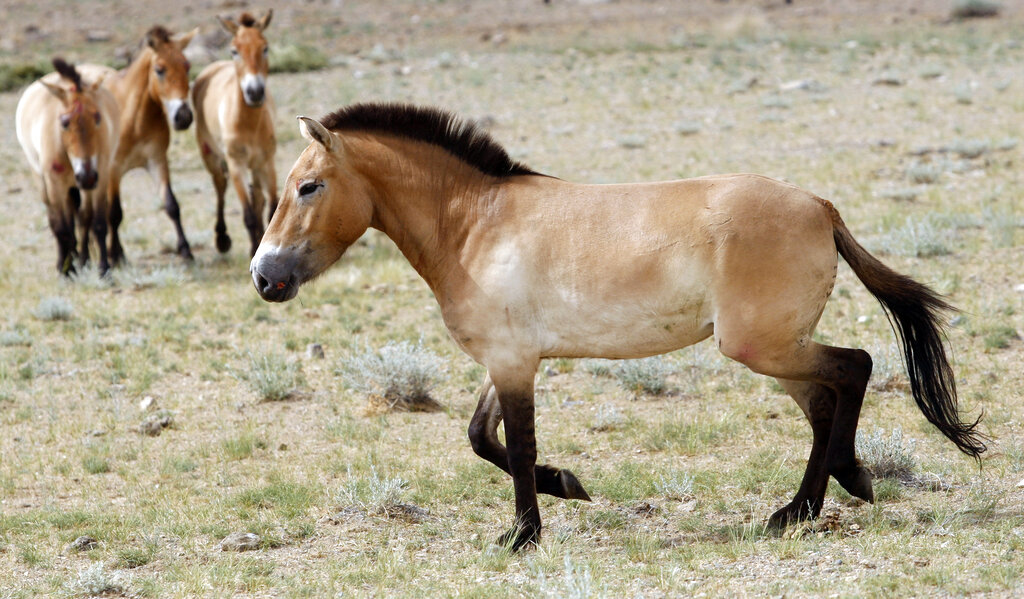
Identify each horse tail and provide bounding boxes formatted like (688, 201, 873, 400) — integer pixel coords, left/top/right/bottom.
(824, 199, 986, 459)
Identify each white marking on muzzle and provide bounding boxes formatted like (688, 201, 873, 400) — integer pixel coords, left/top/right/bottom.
(164, 98, 189, 122)
(69, 155, 97, 179)
(241, 74, 266, 102)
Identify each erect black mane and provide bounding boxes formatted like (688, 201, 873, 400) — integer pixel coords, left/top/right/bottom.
(319, 103, 539, 178)
(238, 12, 256, 27)
(52, 57, 82, 91)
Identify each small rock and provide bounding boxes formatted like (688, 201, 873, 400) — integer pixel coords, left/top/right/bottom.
(139, 396, 156, 411)
(65, 535, 98, 553)
(872, 71, 903, 86)
(85, 30, 111, 43)
(617, 135, 647, 149)
(87, 429, 107, 437)
(218, 531, 261, 552)
(1017, 478, 1024, 488)
(306, 343, 325, 359)
(139, 416, 173, 437)
(1014, 284, 1024, 294)
(544, 366, 558, 377)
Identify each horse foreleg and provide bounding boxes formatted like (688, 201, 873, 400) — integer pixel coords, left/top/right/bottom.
(107, 175, 125, 265)
(201, 149, 231, 253)
(468, 377, 591, 501)
(152, 158, 193, 261)
(489, 370, 542, 550)
(769, 379, 836, 527)
(45, 189, 76, 276)
(71, 187, 91, 268)
(89, 190, 111, 277)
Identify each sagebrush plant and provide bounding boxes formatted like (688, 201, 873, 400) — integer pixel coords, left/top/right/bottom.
(874, 215, 953, 258)
(336, 465, 408, 514)
(115, 264, 189, 290)
(68, 562, 127, 596)
(340, 339, 446, 411)
(612, 356, 674, 395)
(241, 350, 305, 401)
(33, 296, 72, 321)
(535, 554, 604, 599)
(856, 427, 917, 480)
(654, 470, 695, 500)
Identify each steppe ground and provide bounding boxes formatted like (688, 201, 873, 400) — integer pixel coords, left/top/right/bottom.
(1, 0, 1023, 596)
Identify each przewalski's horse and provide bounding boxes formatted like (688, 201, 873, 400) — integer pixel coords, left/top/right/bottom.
(79, 25, 198, 264)
(15, 58, 119, 275)
(192, 9, 278, 256)
(249, 104, 985, 550)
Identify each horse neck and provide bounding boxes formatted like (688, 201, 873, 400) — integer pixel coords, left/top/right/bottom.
(116, 49, 160, 118)
(348, 135, 493, 286)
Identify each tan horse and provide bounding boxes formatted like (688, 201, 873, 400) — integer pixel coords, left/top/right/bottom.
(79, 25, 198, 264)
(193, 10, 278, 256)
(16, 58, 119, 275)
(250, 104, 985, 549)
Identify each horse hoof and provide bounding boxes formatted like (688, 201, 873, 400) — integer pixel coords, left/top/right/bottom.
(767, 500, 817, 529)
(179, 244, 195, 262)
(216, 234, 232, 254)
(833, 465, 874, 503)
(559, 469, 592, 502)
(495, 524, 540, 552)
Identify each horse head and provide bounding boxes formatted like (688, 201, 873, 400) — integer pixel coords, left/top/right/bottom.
(219, 10, 273, 108)
(41, 58, 107, 190)
(250, 116, 373, 302)
(144, 25, 197, 130)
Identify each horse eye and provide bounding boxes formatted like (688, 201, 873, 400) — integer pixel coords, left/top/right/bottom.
(94, 112, 101, 125)
(155, 65, 166, 77)
(184, 60, 191, 72)
(230, 47, 239, 57)
(298, 182, 322, 197)
(263, 46, 269, 56)
(59, 114, 71, 129)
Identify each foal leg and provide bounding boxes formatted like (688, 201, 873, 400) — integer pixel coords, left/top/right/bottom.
(226, 158, 263, 257)
(769, 379, 835, 527)
(468, 377, 591, 501)
(107, 175, 125, 265)
(72, 187, 91, 268)
(89, 191, 111, 277)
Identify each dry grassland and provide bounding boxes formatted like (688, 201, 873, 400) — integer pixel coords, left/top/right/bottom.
(0, 1, 1022, 597)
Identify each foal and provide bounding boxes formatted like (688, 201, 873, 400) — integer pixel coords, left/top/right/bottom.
(251, 104, 985, 550)
(16, 58, 119, 275)
(79, 25, 198, 264)
(193, 10, 278, 256)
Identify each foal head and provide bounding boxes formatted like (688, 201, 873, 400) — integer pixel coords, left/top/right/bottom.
(42, 58, 107, 190)
(143, 25, 197, 130)
(250, 117, 373, 302)
(219, 10, 272, 107)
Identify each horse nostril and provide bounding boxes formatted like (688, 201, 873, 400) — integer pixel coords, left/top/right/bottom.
(255, 273, 270, 293)
(174, 105, 193, 130)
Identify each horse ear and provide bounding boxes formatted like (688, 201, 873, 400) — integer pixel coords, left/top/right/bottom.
(87, 73, 107, 92)
(173, 27, 199, 51)
(218, 15, 239, 35)
(297, 116, 336, 152)
(257, 9, 273, 31)
(40, 81, 68, 103)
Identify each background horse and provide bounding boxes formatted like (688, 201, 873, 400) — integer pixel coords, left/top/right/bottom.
(79, 25, 198, 265)
(15, 58, 119, 275)
(249, 103, 985, 550)
(192, 10, 278, 257)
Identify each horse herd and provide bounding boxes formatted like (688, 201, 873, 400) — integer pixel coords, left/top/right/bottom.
(14, 11, 276, 275)
(12, 9, 987, 550)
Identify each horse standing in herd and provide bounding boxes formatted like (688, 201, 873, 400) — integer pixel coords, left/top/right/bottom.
(193, 10, 279, 257)
(79, 25, 198, 265)
(15, 58, 119, 275)
(250, 103, 986, 549)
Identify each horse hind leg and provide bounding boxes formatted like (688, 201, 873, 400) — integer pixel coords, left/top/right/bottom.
(718, 333, 874, 522)
(769, 379, 836, 527)
(201, 147, 231, 253)
(468, 377, 591, 501)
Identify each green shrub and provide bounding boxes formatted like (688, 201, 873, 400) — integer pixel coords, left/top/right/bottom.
(340, 339, 445, 411)
(612, 356, 673, 395)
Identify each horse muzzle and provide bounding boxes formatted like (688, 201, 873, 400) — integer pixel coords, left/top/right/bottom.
(250, 246, 300, 302)
(241, 75, 266, 108)
(72, 158, 99, 190)
(167, 99, 193, 131)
